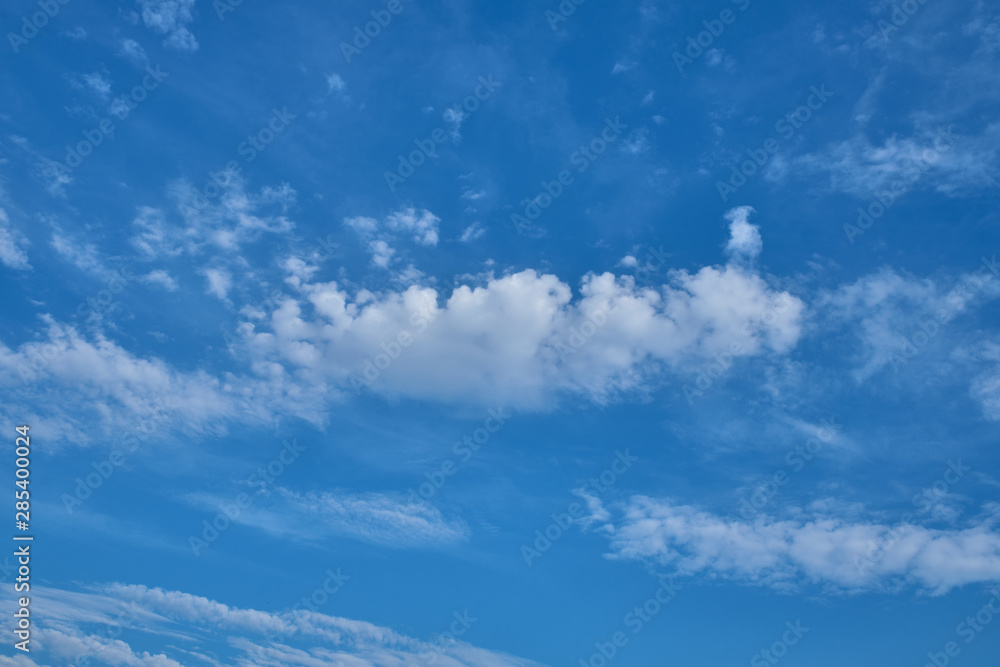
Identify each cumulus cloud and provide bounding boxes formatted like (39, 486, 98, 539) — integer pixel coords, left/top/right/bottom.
(136, 0, 198, 51)
(724, 206, 762, 260)
(237, 224, 803, 408)
(70, 71, 112, 99)
(0, 583, 548, 666)
(589, 496, 1000, 595)
(385, 208, 441, 246)
(343, 208, 440, 269)
(204, 268, 232, 300)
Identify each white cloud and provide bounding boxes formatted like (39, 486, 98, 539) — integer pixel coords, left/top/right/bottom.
(51, 229, 123, 281)
(368, 239, 395, 269)
(142, 269, 178, 291)
(204, 268, 232, 300)
(119, 38, 149, 65)
(776, 125, 1000, 197)
(588, 496, 1000, 595)
(136, 0, 198, 51)
(724, 206, 763, 260)
(325, 73, 346, 93)
(0, 209, 30, 270)
(343, 208, 440, 268)
(385, 208, 440, 246)
(620, 128, 650, 155)
(617, 255, 639, 268)
(0, 583, 549, 667)
(192, 487, 469, 548)
(130, 175, 296, 258)
(970, 344, 1000, 420)
(0, 320, 238, 444)
(459, 223, 486, 244)
(344, 215, 378, 236)
(71, 71, 113, 99)
(819, 263, 1000, 381)
(238, 224, 803, 408)
(444, 106, 467, 142)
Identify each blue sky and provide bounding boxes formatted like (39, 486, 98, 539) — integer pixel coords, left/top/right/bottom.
(1, 0, 1000, 664)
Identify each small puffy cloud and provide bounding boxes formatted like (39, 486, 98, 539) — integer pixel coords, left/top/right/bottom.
(459, 222, 486, 243)
(118, 38, 149, 65)
(618, 255, 639, 268)
(344, 215, 378, 237)
(724, 206, 763, 260)
(142, 269, 178, 291)
(0, 209, 30, 270)
(326, 73, 346, 93)
(443, 106, 467, 142)
(343, 208, 440, 268)
(71, 71, 113, 99)
(136, 0, 198, 51)
(368, 239, 395, 269)
(386, 207, 440, 246)
(204, 268, 232, 300)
